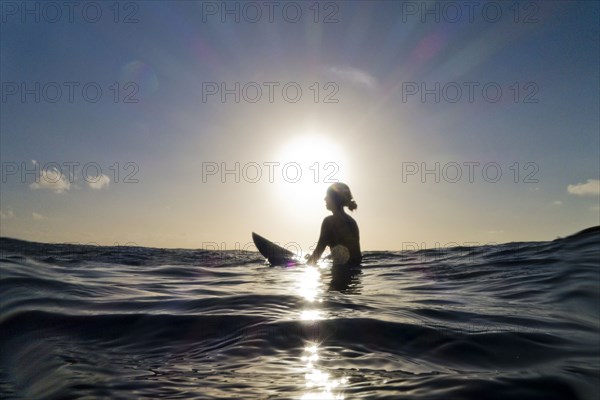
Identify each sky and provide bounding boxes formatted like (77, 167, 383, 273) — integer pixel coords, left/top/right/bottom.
(1, 0, 599, 251)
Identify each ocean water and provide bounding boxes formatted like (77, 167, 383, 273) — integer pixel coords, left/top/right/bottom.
(1, 227, 598, 399)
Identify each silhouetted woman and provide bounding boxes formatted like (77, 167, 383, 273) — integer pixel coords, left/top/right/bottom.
(307, 183, 361, 266)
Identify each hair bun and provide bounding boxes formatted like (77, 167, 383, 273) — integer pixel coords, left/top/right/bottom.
(347, 199, 358, 211)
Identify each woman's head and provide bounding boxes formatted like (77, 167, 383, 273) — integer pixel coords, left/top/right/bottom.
(325, 182, 357, 212)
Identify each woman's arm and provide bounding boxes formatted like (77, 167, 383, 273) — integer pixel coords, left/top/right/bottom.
(307, 219, 329, 265)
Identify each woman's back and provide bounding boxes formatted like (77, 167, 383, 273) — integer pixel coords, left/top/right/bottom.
(323, 214, 361, 265)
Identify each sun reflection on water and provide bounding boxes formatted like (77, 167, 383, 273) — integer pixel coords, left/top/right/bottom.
(295, 265, 324, 303)
(293, 264, 347, 399)
(300, 309, 324, 321)
(301, 343, 348, 400)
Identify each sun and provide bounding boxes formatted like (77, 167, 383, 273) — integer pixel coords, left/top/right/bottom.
(274, 133, 348, 211)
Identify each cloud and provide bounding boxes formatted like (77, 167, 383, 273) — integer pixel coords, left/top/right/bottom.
(326, 66, 377, 89)
(87, 174, 110, 190)
(0, 209, 15, 219)
(567, 179, 600, 196)
(30, 168, 71, 193)
(32, 212, 47, 220)
(553, 200, 562, 206)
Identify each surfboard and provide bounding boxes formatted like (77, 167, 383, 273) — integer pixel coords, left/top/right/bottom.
(252, 232, 300, 266)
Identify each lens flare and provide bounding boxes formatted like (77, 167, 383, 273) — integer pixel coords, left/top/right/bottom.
(119, 60, 159, 97)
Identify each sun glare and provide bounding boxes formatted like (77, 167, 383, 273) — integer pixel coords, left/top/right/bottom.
(275, 134, 348, 210)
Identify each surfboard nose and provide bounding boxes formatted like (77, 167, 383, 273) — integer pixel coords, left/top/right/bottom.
(252, 232, 297, 266)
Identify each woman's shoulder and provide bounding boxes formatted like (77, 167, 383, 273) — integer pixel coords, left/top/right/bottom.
(342, 213, 358, 226)
(320, 215, 334, 228)
(326, 214, 358, 230)
(322, 215, 336, 227)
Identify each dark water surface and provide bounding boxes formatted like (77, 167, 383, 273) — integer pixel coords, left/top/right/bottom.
(1, 228, 599, 399)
